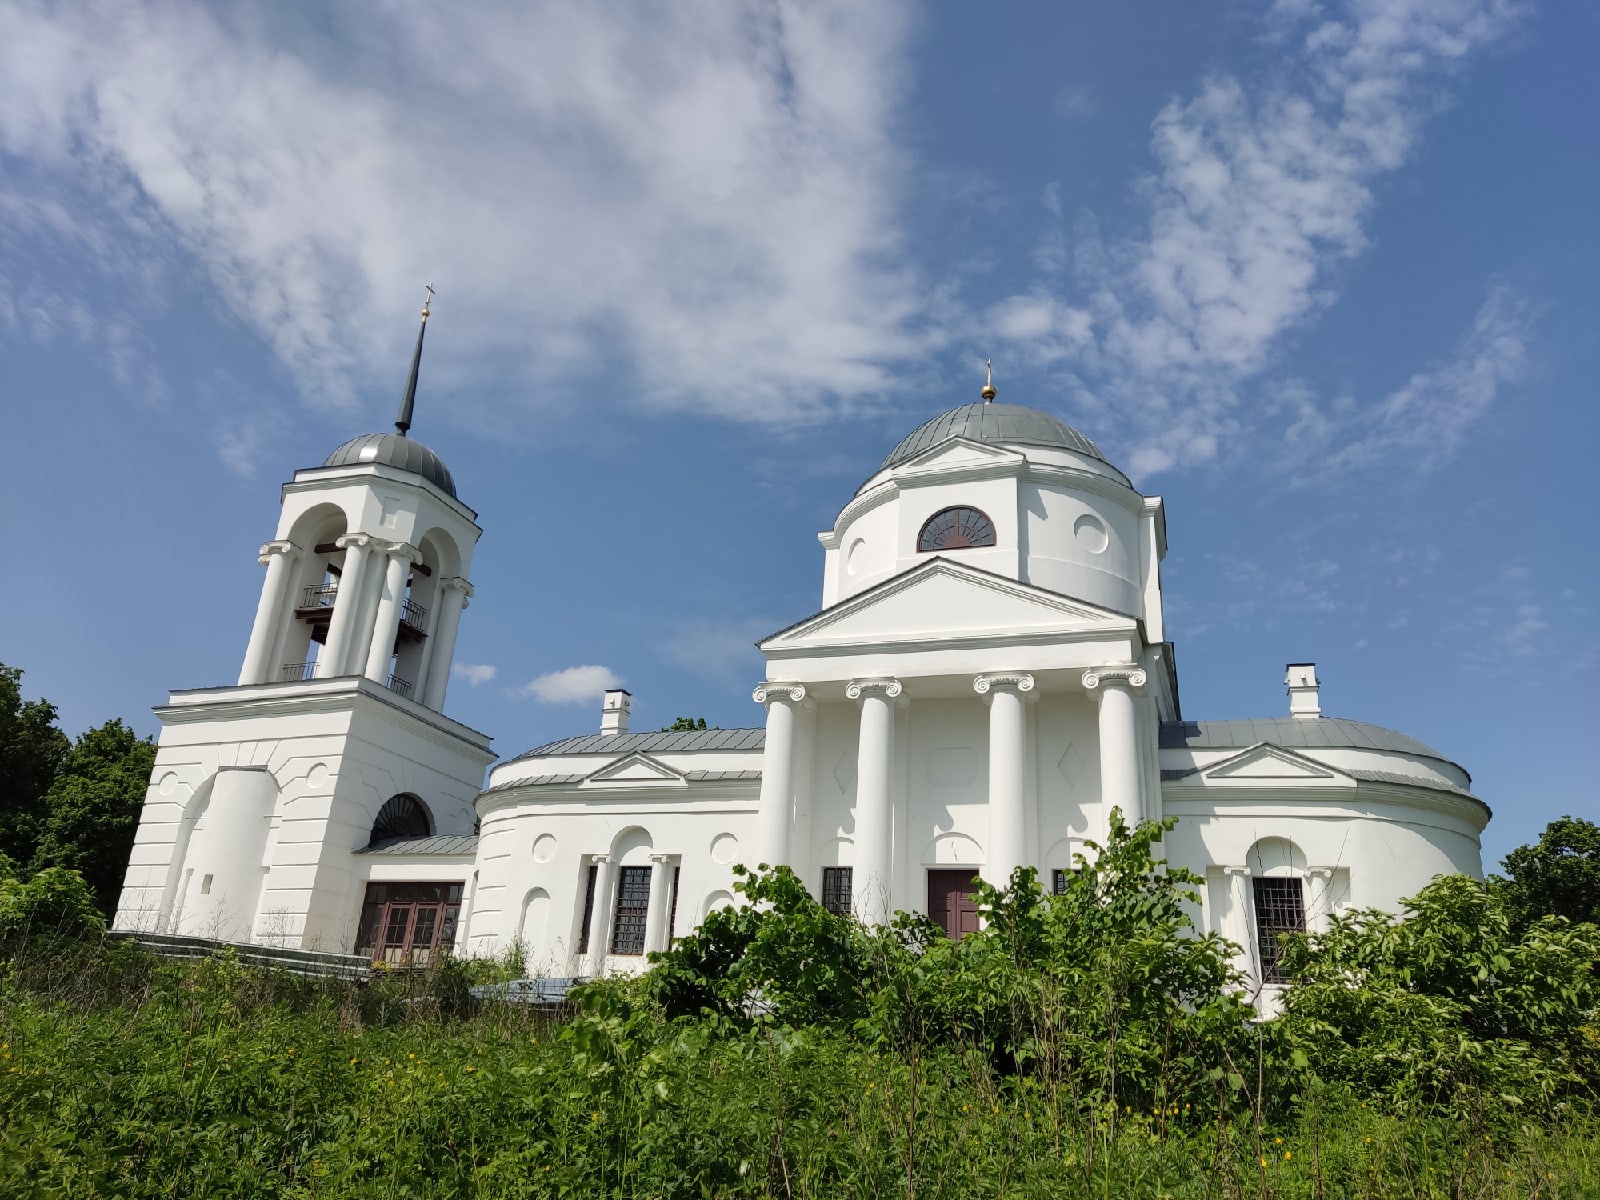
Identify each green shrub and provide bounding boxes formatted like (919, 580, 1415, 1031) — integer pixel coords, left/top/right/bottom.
(0, 864, 104, 947)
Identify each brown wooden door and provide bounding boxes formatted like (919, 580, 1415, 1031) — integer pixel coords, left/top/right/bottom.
(927, 869, 981, 938)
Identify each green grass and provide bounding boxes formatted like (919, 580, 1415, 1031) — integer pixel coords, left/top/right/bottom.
(1, 942, 1594, 1199)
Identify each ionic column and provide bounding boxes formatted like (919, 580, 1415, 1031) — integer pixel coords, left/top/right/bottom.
(420, 578, 472, 710)
(1081, 665, 1148, 839)
(974, 672, 1035, 889)
(846, 678, 903, 925)
(316, 535, 373, 679)
(364, 542, 421, 685)
(1304, 867, 1334, 934)
(584, 854, 613, 977)
(753, 683, 809, 869)
(239, 540, 299, 685)
(1223, 865, 1255, 978)
(644, 854, 676, 954)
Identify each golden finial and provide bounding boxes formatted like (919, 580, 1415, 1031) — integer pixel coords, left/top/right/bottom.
(421, 283, 435, 320)
(981, 357, 997, 402)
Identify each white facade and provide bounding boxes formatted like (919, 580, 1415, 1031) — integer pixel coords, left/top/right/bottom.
(116, 392, 1490, 999)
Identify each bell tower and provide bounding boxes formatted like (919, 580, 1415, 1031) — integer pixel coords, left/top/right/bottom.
(113, 291, 495, 951)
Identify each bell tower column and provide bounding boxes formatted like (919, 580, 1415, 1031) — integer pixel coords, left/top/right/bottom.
(364, 542, 421, 686)
(239, 540, 300, 685)
(317, 534, 374, 679)
(420, 577, 473, 710)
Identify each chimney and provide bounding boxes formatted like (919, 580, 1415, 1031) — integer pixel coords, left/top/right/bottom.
(600, 689, 632, 736)
(1285, 663, 1320, 719)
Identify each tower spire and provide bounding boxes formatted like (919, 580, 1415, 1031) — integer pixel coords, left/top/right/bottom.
(981, 357, 997, 402)
(395, 284, 434, 437)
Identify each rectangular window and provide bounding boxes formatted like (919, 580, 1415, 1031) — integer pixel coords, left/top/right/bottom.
(610, 865, 652, 955)
(1252, 876, 1307, 984)
(352, 881, 463, 965)
(821, 867, 853, 916)
(577, 863, 599, 954)
(1051, 868, 1072, 895)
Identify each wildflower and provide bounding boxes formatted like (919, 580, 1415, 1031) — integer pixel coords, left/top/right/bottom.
(1284, 1151, 1291, 1161)
(350, 1058, 359, 1066)
(1259, 1158, 1267, 1168)
(591, 1112, 600, 1122)
(466, 1066, 475, 1074)
(408, 1053, 415, 1060)
(1275, 1137, 1283, 1145)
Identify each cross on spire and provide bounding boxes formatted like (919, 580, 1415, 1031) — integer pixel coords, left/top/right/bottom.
(981, 357, 997, 402)
(395, 284, 435, 437)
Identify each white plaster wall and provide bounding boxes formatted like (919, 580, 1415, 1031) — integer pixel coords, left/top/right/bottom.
(1018, 482, 1141, 615)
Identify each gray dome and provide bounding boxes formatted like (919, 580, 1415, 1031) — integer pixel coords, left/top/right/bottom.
(881, 402, 1108, 473)
(322, 433, 457, 499)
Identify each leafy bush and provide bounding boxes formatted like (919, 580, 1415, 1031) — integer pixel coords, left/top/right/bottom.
(0, 864, 104, 947)
(1275, 872, 1600, 1118)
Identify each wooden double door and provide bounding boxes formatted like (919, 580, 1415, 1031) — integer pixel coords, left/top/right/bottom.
(927, 869, 981, 938)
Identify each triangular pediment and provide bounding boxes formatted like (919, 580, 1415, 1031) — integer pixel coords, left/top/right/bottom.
(581, 752, 686, 788)
(762, 559, 1136, 650)
(1199, 743, 1353, 786)
(894, 436, 1026, 478)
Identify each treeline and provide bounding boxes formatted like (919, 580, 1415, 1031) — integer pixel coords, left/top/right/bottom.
(0, 663, 155, 917)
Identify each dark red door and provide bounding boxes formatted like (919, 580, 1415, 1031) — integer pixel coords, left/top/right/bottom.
(927, 870, 982, 938)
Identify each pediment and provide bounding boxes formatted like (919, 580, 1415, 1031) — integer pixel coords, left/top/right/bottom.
(894, 436, 1026, 479)
(762, 559, 1136, 650)
(1198, 743, 1353, 786)
(581, 752, 686, 788)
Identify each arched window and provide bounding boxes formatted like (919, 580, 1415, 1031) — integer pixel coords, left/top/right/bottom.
(917, 506, 996, 552)
(368, 793, 432, 847)
(1247, 838, 1308, 984)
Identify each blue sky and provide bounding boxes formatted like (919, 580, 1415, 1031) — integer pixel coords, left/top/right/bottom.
(2, 0, 1594, 868)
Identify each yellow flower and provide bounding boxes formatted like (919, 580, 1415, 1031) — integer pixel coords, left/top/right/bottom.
(1275, 1137, 1283, 1145)
(350, 1058, 359, 1066)
(1259, 1158, 1267, 1168)
(466, 1066, 475, 1073)
(1284, 1151, 1291, 1161)
(408, 1053, 415, 1060)
(591, 1111, 600, 1122)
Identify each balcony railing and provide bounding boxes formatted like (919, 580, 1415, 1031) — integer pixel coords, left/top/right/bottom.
(399, 597, 429, 632)
(281, 661, 317, 682)
(299, 584, 338, 610)
(386, 672, 414, 699)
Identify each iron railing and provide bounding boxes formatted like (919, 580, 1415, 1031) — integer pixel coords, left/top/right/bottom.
(299, 583, 338, 610)
(281, 661, 317, 682)
(399, 597, 429, 631)
(386, 672, 414, 699)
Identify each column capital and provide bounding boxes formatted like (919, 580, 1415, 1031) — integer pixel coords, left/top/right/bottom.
(1304, 866, 1335, 881)
(257, 539, 300, 563)
(1081, 665, 1147, 695)
(649, 853, 677, 866)
(973, 672, 1036, 701)
(586, 853, 611, 866)
(846, 678, 906, 704)
(440, 576, 474, 597)
(753, 681, 809, 707)
(1223, 865, 1252, 879)
(377, 540, 423, 565)
(333, 533, 374, 551)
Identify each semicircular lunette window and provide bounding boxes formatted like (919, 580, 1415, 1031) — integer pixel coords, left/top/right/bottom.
(368, 794, 432, 847)
(917, 506, 997, 552)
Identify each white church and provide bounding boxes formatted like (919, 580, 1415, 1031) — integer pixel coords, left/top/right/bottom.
(113, 307, 1489, 1000)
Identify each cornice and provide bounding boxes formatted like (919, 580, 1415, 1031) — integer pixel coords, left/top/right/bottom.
(763, 625, 1142, 661)
(1159, 778, 1490, 827)
(474, 781, 759, 819)
(283, 464, 482, 529)
(158, 677, 495, 761)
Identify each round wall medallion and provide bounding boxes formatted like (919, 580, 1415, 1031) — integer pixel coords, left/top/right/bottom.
(306, 763, 330, 789)
(157, 772, 179, 796)
(1073, 513, 1109, 553)
(710, 833, 739, 864)
(531, 833, 558, 863)
(845, 537, 866, 576)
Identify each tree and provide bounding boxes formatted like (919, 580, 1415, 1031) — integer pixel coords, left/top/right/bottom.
(1497, 815, 1600, 932)
(662, 717, 708, 732)
(31, 719, 157, 917)
(0, 663, 71, 867)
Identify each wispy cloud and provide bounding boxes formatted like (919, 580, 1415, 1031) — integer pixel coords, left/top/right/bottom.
(518, 664, 622, 704)
(996, 0, 1529, 478)
(661, 618, 775, 687)
(452, 663, 497, 687)
(0, 1, 926, 425)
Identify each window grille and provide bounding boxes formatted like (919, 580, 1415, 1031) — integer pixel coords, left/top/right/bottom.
(1252, 876, 1307, 984)
(666, 866, 680, 946)
(576, 863, 598, 954)
(610, 865, 652, 955)
(917, 506, 997, 552)
(1051, 868, 1075, 895)
(821, 867, 853, 916)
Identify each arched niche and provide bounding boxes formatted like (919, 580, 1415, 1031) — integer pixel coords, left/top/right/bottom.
(920, 831, 984, 866)
(814, 836, 854, 867)
(279, 502, 350, 678)
(1247, 837, 1308, 878)
(701, 889, 734, 920)
(517, 887, 551, 953)
(609, 826, 655, 866)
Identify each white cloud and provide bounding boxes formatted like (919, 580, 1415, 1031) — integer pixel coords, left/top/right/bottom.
(452, 663, 497, 687)
(1501, 604, 1549, 657)
(992, 0, 1529, 478)
(1053, 84, 1098, 121)
(518, 664, 623, 704)
(0, 1, 926, 425)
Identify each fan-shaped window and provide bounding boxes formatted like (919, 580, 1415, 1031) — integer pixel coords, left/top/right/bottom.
(368, 794, 432, 847)
(918, 506, 996, 552)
